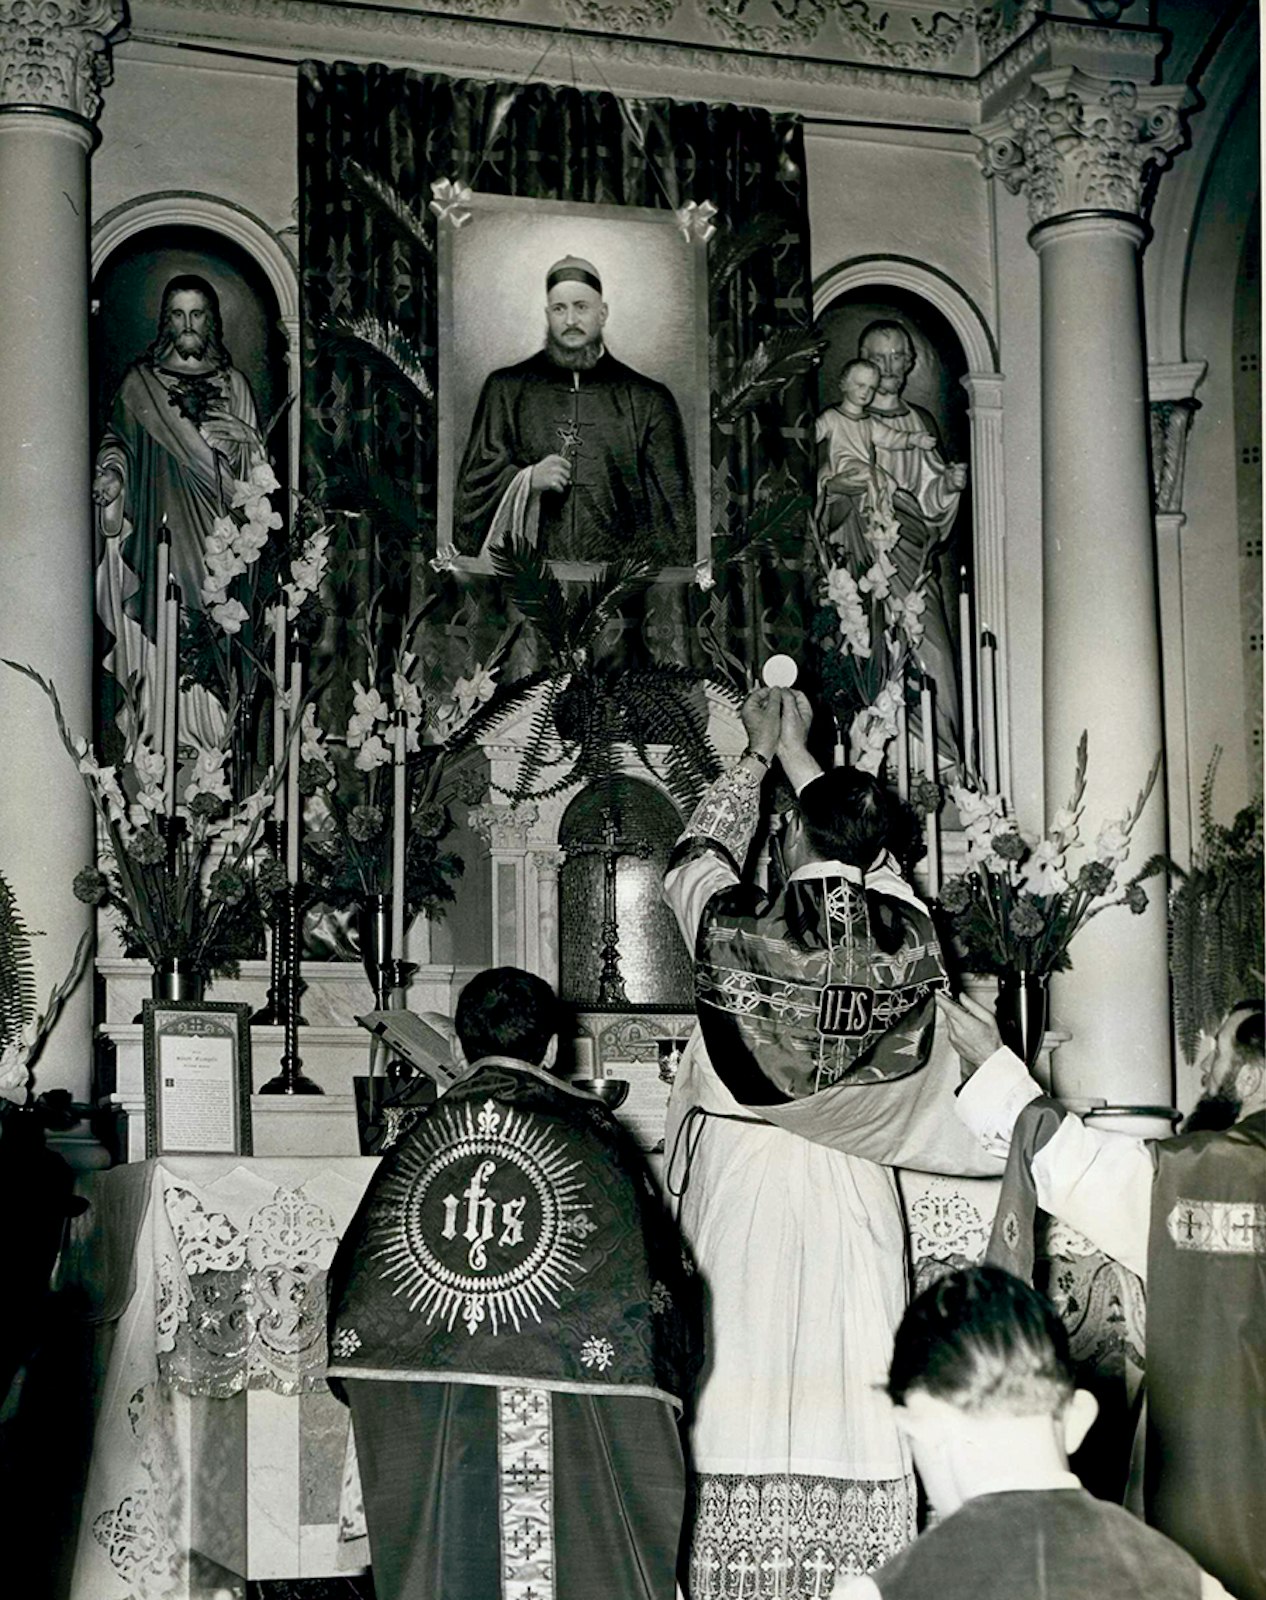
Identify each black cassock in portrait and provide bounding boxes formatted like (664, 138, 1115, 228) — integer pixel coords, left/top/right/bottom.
(454, 349, 695, 565)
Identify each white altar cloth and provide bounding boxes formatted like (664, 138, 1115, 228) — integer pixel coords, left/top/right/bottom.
(60, 1155, 378, 1599)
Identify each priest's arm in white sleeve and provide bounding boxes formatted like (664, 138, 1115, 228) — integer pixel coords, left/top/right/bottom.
(662, 756, 765, 949)
(955, 1044, 1155, 1280)
(1030, 1114, 1155, 1281)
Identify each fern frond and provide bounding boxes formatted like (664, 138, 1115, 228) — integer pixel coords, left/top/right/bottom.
(713, 331, 827, 425)
(0, 872, 37, 1051)
(324, 316, 434, 408)
(345, 160, 432, 257)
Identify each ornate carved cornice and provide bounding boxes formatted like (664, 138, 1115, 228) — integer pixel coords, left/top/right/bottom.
(977, 66, 1191, 227)
(0, 0, 127, 121)
(125, 0, 984, 107)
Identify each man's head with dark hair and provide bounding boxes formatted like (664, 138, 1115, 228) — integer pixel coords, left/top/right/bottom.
(882, 1266, 1098, 1520)
(1182, 998, 1265, 1133)
(454, 967, 561, 1069)
(788, 768, 899, 873)
(887, 1265, 1075, 1418)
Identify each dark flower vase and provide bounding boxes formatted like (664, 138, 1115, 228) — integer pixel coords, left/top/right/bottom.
(134, 956, 205, 1020)
(994, 972, 1049, 1069)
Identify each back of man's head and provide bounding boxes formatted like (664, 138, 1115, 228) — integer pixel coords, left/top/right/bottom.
(796, 768, 898, 869)
(455, 967, 560, 1068)
(887, 1265, 1075, 1419)
(1229, 998, 1265, 1070)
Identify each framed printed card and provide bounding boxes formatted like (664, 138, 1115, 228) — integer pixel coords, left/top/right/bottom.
(142, 1000, 254, 1157)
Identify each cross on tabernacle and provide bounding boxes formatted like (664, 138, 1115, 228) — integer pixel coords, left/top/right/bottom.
(569, 810, 652, 1007)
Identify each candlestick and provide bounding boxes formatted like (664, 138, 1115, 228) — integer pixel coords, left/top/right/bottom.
(258, 885, 323, 1095)
(833, 711, 847, 769)
(959, 569, 975, 777)
(153, 521, 170, 756)
(271, 603, 287, 824)
(163, 579, 180, 815)
(980, 630, 1000, 793)
(285, 652, 302, 884)
(920, 671, 940, 896)
(391, 712, 407, 960)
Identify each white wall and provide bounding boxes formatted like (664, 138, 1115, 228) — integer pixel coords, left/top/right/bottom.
(93, 47, 298, 240)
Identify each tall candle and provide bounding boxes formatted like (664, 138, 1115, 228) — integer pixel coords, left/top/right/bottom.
(285, 653, 302, 884)
(163, 580, 180, 814)
(390, 712, 407, 961)
(981, 630, 1000, 794)
(153, 521, 170, 756)
(920, 671, 940, 896)
(896, 688, 910, 803)
(958, 569, 975, 777)
(271, 603, 287, 824)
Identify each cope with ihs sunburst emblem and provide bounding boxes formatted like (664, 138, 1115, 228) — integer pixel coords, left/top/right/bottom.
(369, 1098, 592, 1336)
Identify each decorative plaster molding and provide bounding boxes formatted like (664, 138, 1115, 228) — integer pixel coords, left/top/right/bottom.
(126, 0, 983, 105)
(701, 0, 974, 67)
(0, 0, 126, 120)
(977, 66, 1190, 226)
(468, 801, 540, 849)
(977, 15, 1162, 106)
(561, 0, 677, 32)
(1149, 399, 1200, 517)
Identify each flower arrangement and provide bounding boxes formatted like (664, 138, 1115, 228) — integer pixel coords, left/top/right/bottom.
(937, 733, 1161, 976)
(295, 592, 507, 920)
(809, 454, 931, 775)
(7, 664, 273, 978)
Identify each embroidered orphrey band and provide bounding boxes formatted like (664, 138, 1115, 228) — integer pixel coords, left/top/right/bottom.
(499, 1385, 555, 1600)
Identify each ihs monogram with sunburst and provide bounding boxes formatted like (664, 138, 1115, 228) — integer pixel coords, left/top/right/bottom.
(368, 1098, 594, 1337)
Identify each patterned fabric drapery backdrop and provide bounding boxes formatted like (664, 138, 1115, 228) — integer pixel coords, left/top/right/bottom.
(298, 61, 817, 690)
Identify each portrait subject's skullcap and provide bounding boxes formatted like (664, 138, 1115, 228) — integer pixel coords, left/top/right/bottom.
(545, 256, 603, 294)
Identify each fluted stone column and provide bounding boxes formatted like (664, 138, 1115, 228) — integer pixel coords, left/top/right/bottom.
(979, 68, 1190, 1110)
(0, 0, 125, 1098)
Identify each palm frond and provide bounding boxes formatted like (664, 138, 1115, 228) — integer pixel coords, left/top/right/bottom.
(324, 316, 434, 408)
(345, 160, 432, 257)
(318, 453, 431, 545)
(491, 539, 572, 659)
(713, 331, 827, 425)
(567, 559, 657, 650)
(708, 215, 793, 296)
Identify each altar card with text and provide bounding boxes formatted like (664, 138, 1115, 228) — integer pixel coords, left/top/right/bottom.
(142, 1000, 253, 1157)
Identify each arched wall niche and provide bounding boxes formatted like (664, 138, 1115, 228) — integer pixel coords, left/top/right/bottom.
(812, 256, 1011, 797)
(91, 193, 301, 487)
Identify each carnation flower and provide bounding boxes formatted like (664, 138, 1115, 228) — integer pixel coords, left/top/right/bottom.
(992, 828, 1027, 862)
(256, 857, 289, 897)
(1077, 859, 1115, 896)
(188, 791, 226, 823)
(127, 828, 166, 866)
(73, 867, 110, 906)
(1125, 883, 1148, 915)
(349, 804, 385, 842)
(208, 865, 247, 905)
(1010, 898, 1046, 939)
(939, 876, 972, 914)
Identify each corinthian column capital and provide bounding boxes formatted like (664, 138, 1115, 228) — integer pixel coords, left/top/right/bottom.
(0, 0, 127, 123)
(978, 66, 1191, 228)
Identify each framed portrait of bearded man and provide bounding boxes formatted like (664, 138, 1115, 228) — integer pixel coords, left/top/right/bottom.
(437, 195, 711, 581)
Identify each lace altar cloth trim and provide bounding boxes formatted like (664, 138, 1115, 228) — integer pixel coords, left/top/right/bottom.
(156, 1176, 342, 1395)
(689, 1471, 917, 1598)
